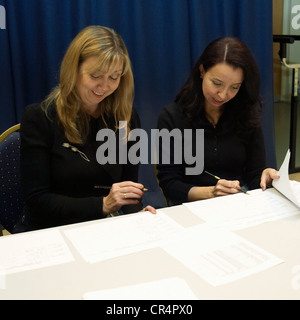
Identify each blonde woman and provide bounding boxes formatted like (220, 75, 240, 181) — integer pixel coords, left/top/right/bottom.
(14, 26, 155, 232)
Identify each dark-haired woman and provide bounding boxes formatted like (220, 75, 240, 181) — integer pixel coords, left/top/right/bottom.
(157, 37, 279, 206)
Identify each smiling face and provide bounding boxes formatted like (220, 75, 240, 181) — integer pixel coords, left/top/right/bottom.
(200, 62, 243, 111)
(76, 56, 123, 117)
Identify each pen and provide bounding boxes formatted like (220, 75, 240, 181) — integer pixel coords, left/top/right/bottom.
(94, 185, 148, 192)
(204, 170, 249, 195)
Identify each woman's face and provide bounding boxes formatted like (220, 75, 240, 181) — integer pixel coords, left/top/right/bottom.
(76, 56, 123, 117)
(199, 62, 243, 110)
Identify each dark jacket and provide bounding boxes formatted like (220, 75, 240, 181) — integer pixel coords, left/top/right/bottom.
(14, 103, 142, 232)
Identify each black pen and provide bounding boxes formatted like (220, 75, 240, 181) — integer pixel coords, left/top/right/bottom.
(204, 170, 249, 195)
(94, 185, 148, 192)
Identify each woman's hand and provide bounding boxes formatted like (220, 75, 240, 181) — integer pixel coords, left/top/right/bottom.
(188, 179, 242, 201)
(102, 181, 145, 215)
(212, 179, 241, 197)
(260, 168, 280, 191)
(139, 205, 157, 214)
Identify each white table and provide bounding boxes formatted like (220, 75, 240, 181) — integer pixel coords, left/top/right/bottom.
(0, 202, 300, 300)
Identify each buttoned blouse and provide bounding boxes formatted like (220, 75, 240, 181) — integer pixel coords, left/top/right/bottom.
(156, 102, 266, 204)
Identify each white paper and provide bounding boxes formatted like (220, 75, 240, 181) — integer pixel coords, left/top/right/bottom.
(0, 229, 74, 274)
(83, 277, 197, 300)
(161, 224, 283, 286)
(184, 189, 274, 230)
(183, 150, 300, 230)
(262, 185, 300, 218)
(184, 183, 300, 230)
(272, 149, 300, 208)
(64, 211, 184, 263)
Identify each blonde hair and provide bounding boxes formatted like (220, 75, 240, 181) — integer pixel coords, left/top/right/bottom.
(43, 25, 134, 144)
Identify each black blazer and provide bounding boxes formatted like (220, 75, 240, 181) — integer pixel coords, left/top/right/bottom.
(15, 103, 143, 231)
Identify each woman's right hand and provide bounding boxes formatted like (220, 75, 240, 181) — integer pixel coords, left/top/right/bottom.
(102, 181, 145, 215)
(211, 179, 241, 197)
(188, 179, 241, 201)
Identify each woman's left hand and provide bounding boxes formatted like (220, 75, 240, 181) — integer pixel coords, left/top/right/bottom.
(260, 168, 280, 191)
(140, 205, 157, 214)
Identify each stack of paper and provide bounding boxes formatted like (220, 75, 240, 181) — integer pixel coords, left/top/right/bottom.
(272, 149, 300, 208)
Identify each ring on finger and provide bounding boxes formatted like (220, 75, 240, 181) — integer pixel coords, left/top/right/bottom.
(123, 193, 127, 199)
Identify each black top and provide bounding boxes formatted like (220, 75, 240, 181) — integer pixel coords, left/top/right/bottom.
(15, 103, 143, 231)
(156, 102, 266, 205)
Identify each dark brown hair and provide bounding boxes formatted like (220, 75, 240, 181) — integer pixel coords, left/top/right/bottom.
(175, 37, 263, 136)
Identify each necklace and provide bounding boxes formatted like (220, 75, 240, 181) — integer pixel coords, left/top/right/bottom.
(205, 109, 222, 128)
(62, 142, 90, 162)
(206, 115, 218, 128)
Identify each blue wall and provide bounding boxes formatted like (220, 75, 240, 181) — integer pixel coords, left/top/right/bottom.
(0, 0, 276, 197)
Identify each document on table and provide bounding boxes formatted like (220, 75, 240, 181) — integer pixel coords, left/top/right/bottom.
(160, 224, 283, 286)
(64, 211, 185, 264)
(183, 184, 300, 231)
(272, 149, 300, 208)
(83, 277, 197, 300)
(0, 229, 74, 274)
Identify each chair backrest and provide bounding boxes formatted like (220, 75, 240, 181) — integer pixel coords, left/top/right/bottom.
(0, 124, 24, 233)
